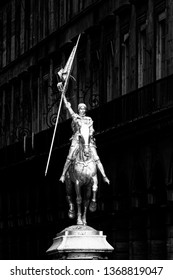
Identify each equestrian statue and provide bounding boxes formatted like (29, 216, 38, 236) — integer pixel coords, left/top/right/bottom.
(59, 93, 110, 225)
(45, 34, 110, 226)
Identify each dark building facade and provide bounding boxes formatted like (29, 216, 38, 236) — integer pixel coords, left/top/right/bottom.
(0, 0, 173, 259)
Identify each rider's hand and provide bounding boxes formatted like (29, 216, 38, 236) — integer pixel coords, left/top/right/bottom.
(59, 175, 65, 183)
(104, 176, 110, 184)
(57, 82, 63, 92)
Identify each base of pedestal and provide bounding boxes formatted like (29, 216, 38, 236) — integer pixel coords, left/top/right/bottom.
(47, 225, 114, 259)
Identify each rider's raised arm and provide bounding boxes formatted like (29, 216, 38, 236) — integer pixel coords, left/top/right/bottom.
(62, 94, 76, 119)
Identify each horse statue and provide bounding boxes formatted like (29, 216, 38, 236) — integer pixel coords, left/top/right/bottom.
(64, 123, 98, 225)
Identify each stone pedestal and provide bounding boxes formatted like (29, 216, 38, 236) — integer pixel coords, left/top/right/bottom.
(47, 225, 114, 259)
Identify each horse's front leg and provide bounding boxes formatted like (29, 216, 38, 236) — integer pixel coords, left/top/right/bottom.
(82, 184, 91, 225)
(82, 206, 87, 225)
(75, 180, 83, 225)
(89, 175, 98, 212)
(65, 173, 75, 219)
(66, 195, 75, 219)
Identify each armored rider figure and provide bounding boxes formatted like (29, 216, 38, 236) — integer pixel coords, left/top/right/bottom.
(59, 91, 110, 185)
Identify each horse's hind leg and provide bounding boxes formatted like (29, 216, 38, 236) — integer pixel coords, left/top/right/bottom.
(65, 175, 75, 219)
(75, 180, 83, 225)
(89, 175, 98, 212)
(82, 184, 92, 225)
(82, 203, 89, 225)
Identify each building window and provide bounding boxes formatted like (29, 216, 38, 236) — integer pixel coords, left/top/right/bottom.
(6, 3, 11, 64)
(121, 32, 129, 95)
(11, 0, 15, 61)
(106, 40, 114, 102)
(43, 74, 49, 129)
(24, 0, 30, 51)
(2, 7, 7, 67)
(156, 11, 166, 80)
(78, 48, 87, 104)
(0, 10, 3, 68)
(32, 70, 39, 133)
(138, 23, 147, 88)
(85, 30, 100, 109)
(15, 0, 21, 57)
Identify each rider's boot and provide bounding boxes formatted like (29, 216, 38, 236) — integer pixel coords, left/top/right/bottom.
(59, 158, 71, 183)
(96, 159, 110, 184)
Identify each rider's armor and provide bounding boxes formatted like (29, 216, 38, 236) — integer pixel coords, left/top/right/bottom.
(59, 95, 109, 184)
(67, 117, 97, 161)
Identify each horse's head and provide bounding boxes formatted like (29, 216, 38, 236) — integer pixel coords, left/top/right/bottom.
(79, 124, 91, 159)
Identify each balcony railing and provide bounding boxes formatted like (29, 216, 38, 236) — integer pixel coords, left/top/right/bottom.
(1, 74, 173, 168)
(90, 74, 173, 133)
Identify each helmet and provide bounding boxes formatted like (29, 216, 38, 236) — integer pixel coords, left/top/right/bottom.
(78, 103, 87, 111)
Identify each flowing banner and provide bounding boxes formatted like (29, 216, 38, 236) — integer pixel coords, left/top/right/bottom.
(45, 34, 81, 176)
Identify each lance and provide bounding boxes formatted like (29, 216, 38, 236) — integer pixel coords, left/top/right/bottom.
(45, 34, 81, 176)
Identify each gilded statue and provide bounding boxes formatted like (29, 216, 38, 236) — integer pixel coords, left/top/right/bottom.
(58, 86, 110, 225)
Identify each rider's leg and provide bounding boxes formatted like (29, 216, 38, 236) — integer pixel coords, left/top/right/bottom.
(59, 145, 76, 183)
(59, 157, 71, 183)
(91, 147, 110, 184)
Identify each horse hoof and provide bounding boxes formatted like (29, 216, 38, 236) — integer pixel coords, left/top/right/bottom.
(89, 201, 97, 212)
(77, 219, 83, 225)
(68, 210, 75, 219)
